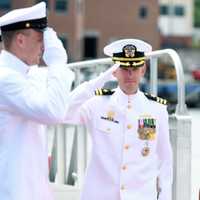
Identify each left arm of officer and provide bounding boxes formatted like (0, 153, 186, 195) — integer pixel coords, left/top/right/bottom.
(63, 64, 118, 124)
(157, 106, 173, 200)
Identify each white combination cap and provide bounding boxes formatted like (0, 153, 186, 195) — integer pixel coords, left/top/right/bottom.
(104, 39, 152, 67)
(0, 2, 47, 33)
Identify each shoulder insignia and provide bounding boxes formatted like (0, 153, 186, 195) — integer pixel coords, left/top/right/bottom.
(144, 93, 168, 105)
(95, 88, 115, 96)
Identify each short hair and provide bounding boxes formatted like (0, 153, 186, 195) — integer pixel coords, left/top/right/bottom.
(1, 30, 16, 49)
(1, 29, 30, 50)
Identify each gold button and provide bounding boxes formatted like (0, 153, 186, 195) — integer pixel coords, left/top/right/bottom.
(127, 104, 132, 109)
(124, 144, 130, 150)
(106, 128, 111, 132)
(121, 185, 125, 190)
(25, 22, 30, 28)
(122, 165, 127, 170)
(127, 124, 132, 129)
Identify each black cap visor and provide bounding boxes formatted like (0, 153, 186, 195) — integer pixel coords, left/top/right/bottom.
(1, 17, 47, 32)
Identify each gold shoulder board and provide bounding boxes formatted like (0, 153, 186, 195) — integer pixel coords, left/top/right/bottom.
(94, 88, 115, 96)
(144, 93, 168, 105)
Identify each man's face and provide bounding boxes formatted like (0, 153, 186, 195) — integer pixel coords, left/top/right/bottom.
(18, 29, 44, 65)
(113, 65, 146, 95)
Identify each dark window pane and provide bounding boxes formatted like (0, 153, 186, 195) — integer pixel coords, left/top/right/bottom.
(55, 0, 68, 12)
(0, 0, 11, 10)
(160, 5, 169, 15)
(83, 36, 97, 59)
(139, 6, 148, 19)
(174, 5, 185, 16)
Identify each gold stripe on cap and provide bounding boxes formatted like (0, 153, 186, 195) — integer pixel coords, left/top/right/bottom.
(114, 60, 145, 67)
(132, 60, 145, 66)
(112, 56, 145, 62)
(95, 89, 99, 95)
(114, 61, 130, 66)
(99, 89, 103, 95)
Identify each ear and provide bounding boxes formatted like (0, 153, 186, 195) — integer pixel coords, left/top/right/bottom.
(15, 33, 26, 48)
(112, 68, 118, 78)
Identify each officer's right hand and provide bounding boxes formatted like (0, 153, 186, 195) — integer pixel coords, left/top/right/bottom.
(43, 27, 68, 66)
(101, 63, 119, 81)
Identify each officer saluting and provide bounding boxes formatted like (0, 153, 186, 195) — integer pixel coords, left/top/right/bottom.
(66, 39, 173, 200)
(0, 2, 75, 200)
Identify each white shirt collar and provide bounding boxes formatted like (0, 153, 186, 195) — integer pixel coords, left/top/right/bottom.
(115, 86, 142, 103)
(111, 87, 147, 113)
(0, 50, 30, 75)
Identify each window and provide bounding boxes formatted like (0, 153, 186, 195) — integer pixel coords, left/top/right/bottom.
(174, 5, 185, 16)
(83, 36, 98, 59)
(55, 0, 68, 12)
(139, 5, 148, 19)
(160, 5, 169, 15)
(0, 0, 11, 10)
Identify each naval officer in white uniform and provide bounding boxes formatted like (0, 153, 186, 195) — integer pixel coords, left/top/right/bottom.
(0, 2, 75, 200)
(65, 39, 173, 200)
(0, 2, 119, 199)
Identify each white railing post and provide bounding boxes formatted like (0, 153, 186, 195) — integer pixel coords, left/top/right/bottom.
(149, 57, 158, 95)
(55, 125, 66, 184)
(169, 115, 192, 200)
(76, 126, 87, 187)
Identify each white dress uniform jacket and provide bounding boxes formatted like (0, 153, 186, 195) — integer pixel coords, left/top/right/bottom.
(66, 87, 173, 200)
(0, 50, 74, 200)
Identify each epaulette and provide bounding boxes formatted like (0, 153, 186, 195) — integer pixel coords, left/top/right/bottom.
(144, 93, 168, 105)
(94, 88, 115, 96)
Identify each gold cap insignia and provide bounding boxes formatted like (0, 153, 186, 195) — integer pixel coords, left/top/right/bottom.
(123, 44, 136, 58)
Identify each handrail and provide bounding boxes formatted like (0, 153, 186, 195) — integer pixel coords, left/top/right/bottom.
(67, 49, 187, 115)
(146, 49, 188, 115)
(67, 58, 112, 69)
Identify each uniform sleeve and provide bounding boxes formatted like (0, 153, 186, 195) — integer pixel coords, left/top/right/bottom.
(157, 106, 173, 200)
(0, 66, 74, 124)
(64, 95, 93, 136)
(63, 65, 117, 124)
(79, 101, 93, 132)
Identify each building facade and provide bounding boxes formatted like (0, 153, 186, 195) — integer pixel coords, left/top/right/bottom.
(0, 0, 160, 61)
(159, 0, 194, 48)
